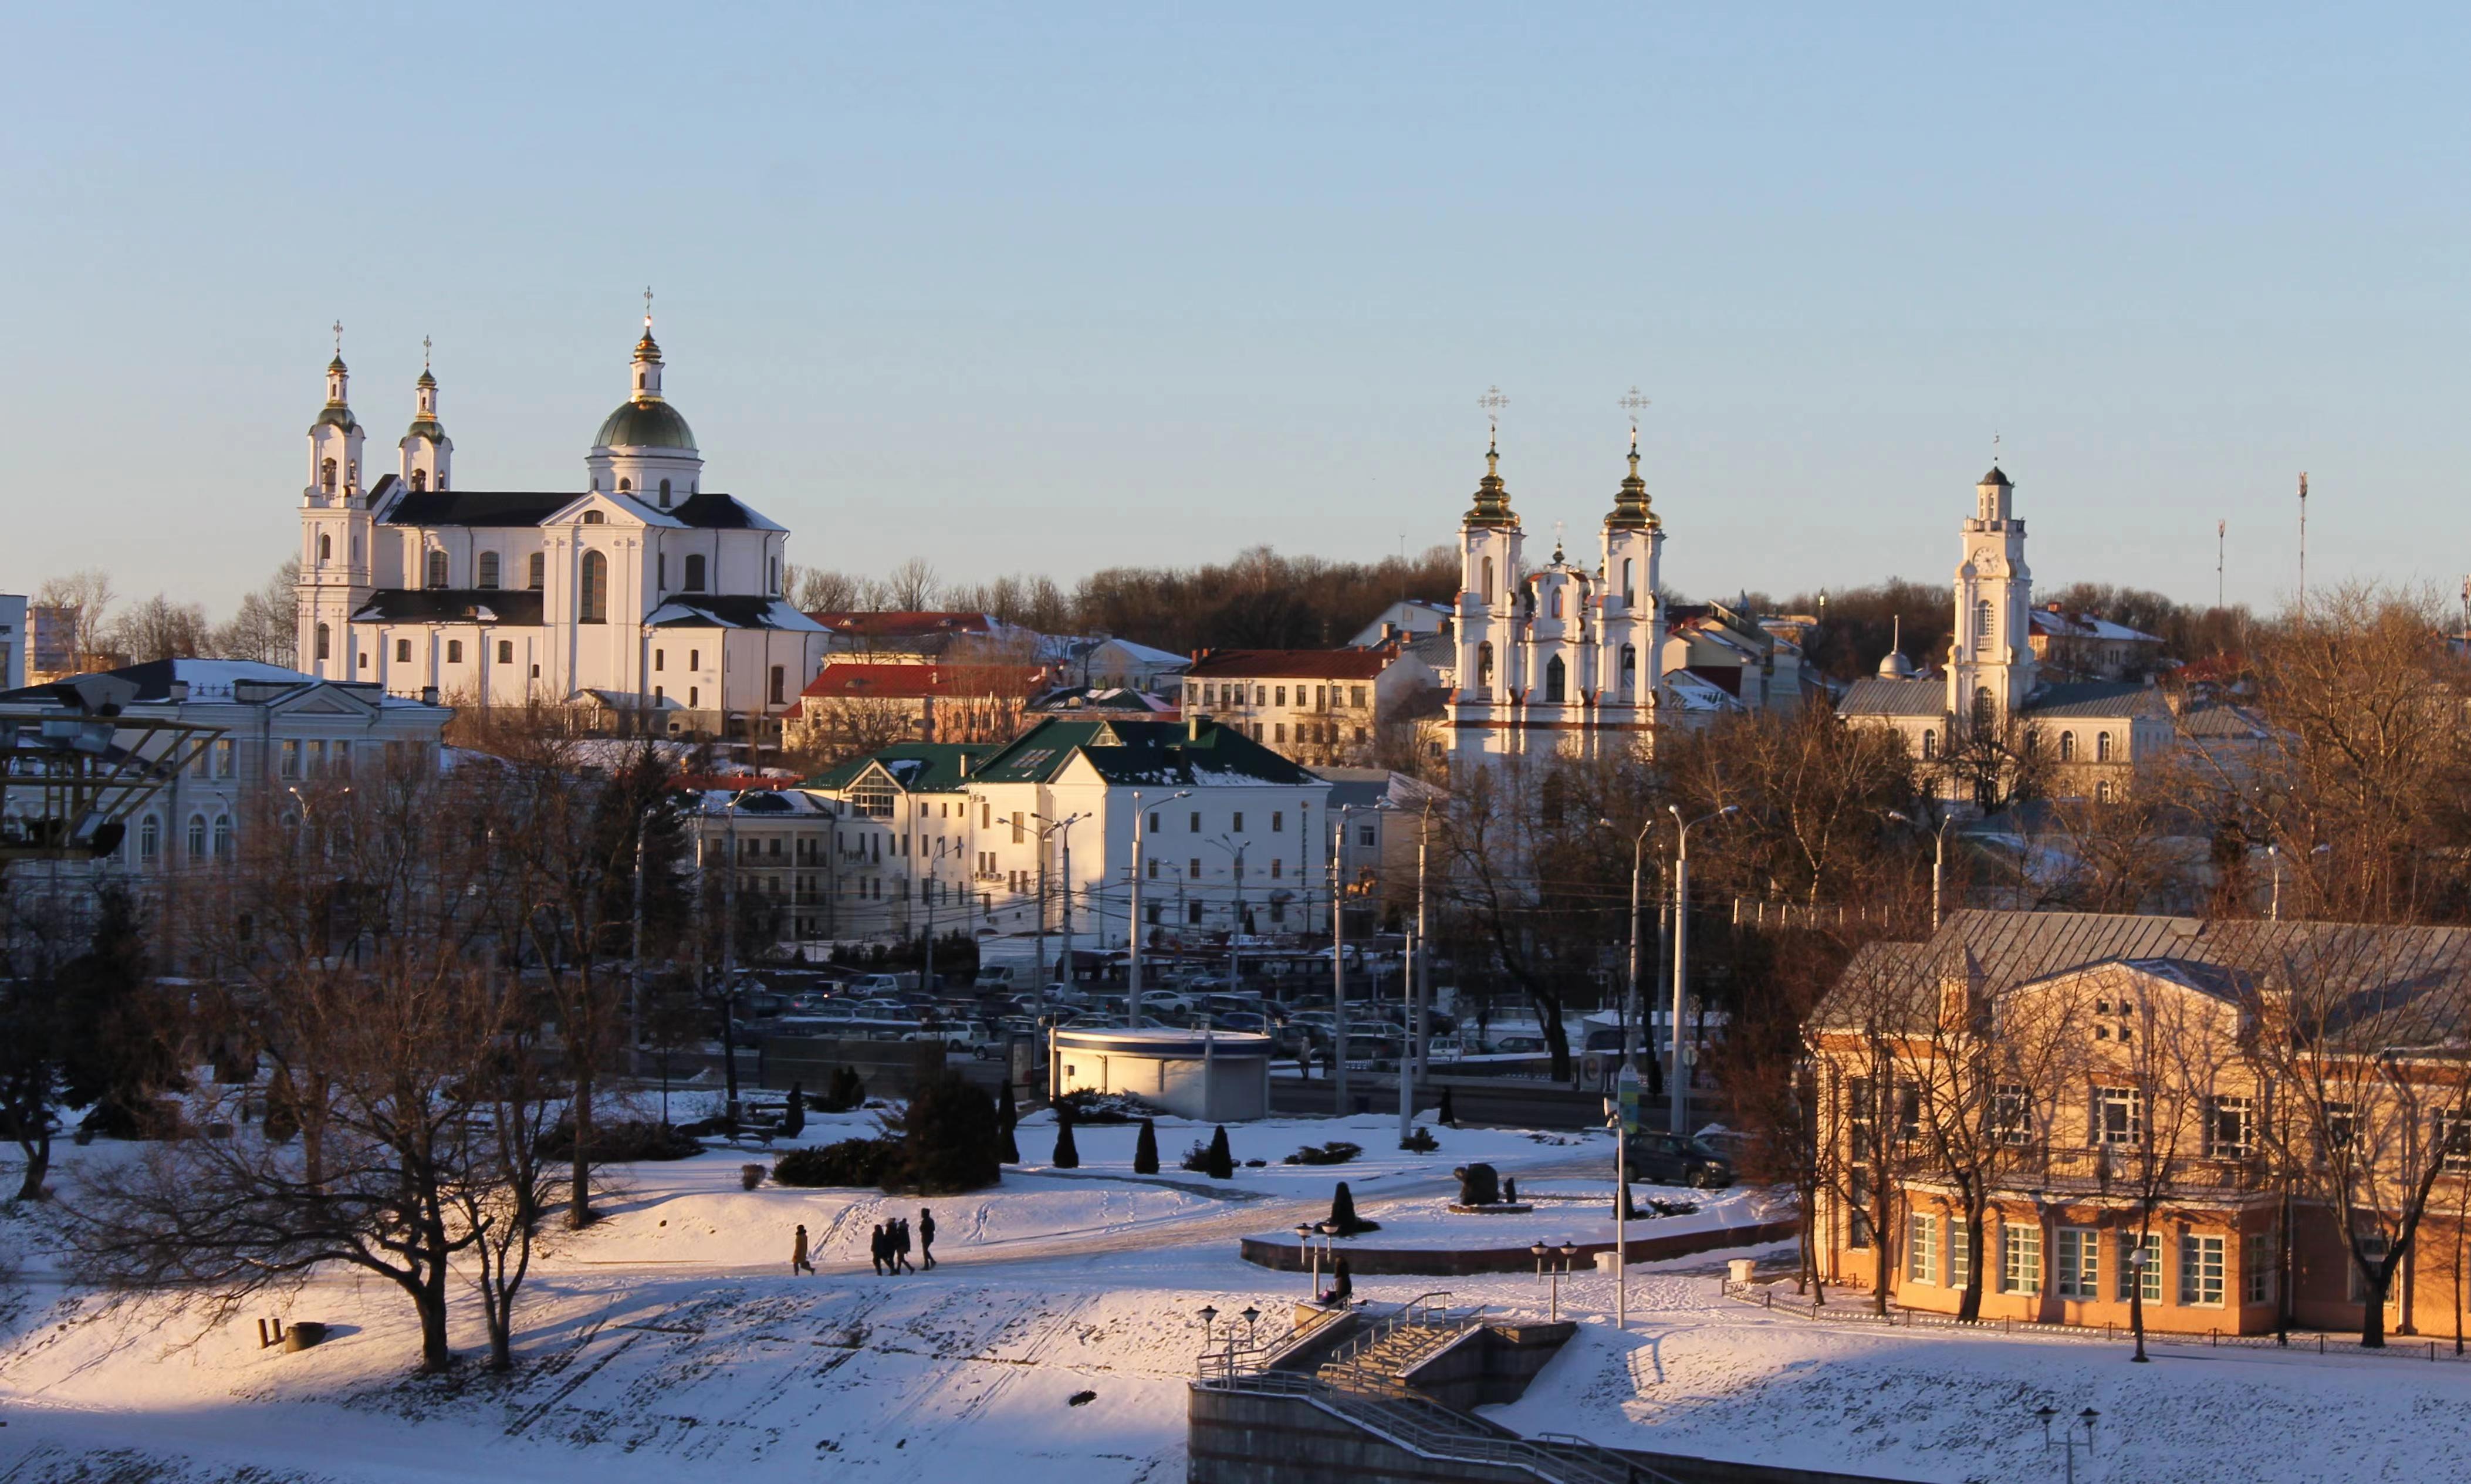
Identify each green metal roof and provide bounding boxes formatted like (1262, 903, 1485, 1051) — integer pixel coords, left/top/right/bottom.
(593, 397, 697, 450)
(311, 404, 358, 433)
(804, 742, 996, 795)
(968, 716, 1320, 787)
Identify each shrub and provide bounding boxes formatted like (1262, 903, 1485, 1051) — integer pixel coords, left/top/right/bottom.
(997, 1080, 1021, 1164)
(1438, 1086, 1456, 1127)
(1057, 1089, 1154, 1124)
(1204, 1125, 1234, 1179)
(1133, 1117, 1160, 1174)
(774, 1137, 898, 1188)
(1282, 1140, 1362, 1167)
(1052, 1100, 1080, 1169)
(741, 1163, 765, 1191)
(1327, 1181, 1379, 1236)
(1399, 1125, 1439, 1154)
(543, 1118, 704, 1162)
(902, 1071, 1002, 1195)
(818, 1065, 867, 1113)
(1179, 1140, 1212, 1173)
(780, 1081, 807, 1138)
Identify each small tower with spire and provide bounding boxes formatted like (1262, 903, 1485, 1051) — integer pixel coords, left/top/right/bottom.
(1594, 401, 1666, 735)
(1948, 462, 2035, 736)
(586, 290, 702, 508)
(1452, 387, 1527, 759)
(299, 322, 375, 678)
(306, 320, 366, 505)
(399, 337, 454, 492)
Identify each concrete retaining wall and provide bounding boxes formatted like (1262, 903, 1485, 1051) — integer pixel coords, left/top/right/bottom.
(760, 1037, 946, 1099)
(1240, 1217, 1801, 1276)
(1188, 1386, 1540, 1484)
(1400, 1321, 1576, 1411)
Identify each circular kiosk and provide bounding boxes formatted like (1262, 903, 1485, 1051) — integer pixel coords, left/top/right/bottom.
(1052, 1027, 1272, 1121)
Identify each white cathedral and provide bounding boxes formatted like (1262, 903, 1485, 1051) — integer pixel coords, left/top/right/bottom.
(294, 319, 827, 738)
(1445, 433, 1666, 765)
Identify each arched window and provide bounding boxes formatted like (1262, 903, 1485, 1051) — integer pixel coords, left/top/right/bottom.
(187, 814, 208, 861)
(1476, 641, 1495, 689)
(2096, 780, 2115, 804)
(579, 550, 609, 623)
(2059, 731, 2076, 761)
(317, 533, 332, 562)
(583, 510, 606, 525)
(1620, 644, 1637, 698)
(320, 458, 337, 494)
(1549, 586, 1563, 619)
(528, 552, 545, 590)
(425, 550, 448, 589)
(212, 815, 232, 861)
(1621, 559, 1635, 607)
(684, 553, 708, 592)
(410, 468, 427, 492)
(658, 478, 672, 508)
(2097, 731, 2114, 762)
(616, 478, 631, 494)
(1545, 655, 1567, 704)
(315, 623, 331, 661)
(476, 552, 500, 589)
(769, 557, 780, 595)
(1921, 728, 1937, 760)
(139, 815, 160, 863)
(1974, 599, 1995, 643)
(1972, 685, 1995, 732)
(1481, 556, 1495, 605)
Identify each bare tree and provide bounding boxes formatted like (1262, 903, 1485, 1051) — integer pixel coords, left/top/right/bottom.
(33, 568, 116, 660)
(883, 556, 941, 612)
(785, 564, 866, 614)
(212, 560, 301, 664)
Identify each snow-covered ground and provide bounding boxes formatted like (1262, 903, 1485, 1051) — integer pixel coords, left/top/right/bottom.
(0, 1110, 2462, 1483)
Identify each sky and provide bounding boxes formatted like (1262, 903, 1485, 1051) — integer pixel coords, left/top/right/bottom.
(3, 4, 2465, 620)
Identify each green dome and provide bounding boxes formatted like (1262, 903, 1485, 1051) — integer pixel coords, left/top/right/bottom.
(311, 404, 358, 433)
(594, 397, 697, 451)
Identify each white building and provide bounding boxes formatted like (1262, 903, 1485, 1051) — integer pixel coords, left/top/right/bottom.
(295, 321, 826, 739)
(1446, 434, 1666, 768)
(0, 594, 25, 691)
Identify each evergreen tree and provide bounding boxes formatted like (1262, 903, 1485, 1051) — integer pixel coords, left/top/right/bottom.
(56, 884, 176, 1140)
(781, 1080, 806, 1138)
(903, 1072, 1001, 1194)
(1052, 1100, 1080, 1168)
(1329, 1181, 1361, 1235)
(1205, 1124, 1233, 1179)
(1439, 1086, 1456, 1127)
(1133, 1116, 1159, 1174)
(996, 1079, 1021, 1164)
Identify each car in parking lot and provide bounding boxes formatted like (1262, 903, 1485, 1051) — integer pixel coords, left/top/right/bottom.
(1622, 1130, 1735, 1188)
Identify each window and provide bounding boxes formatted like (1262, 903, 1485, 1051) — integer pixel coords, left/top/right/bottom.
(139, 815, 160, 861)
(395, 638, 412, 663)
(317, 532, 332, 562)
(528, 553, 546, 590)
(1255, 686, 1266, 705)
(2097, 731, 2114, 762)
(1848, 1171, 1872, 1249)
(320, 458, 337, 494)
(280, 740, 300, 779)
(1481, 556, 1495, 604)
(1621, 557, 1635, 607)
(2181, 1234, 2226, 1307)
(690, 649, 701, 670)
(1189, 858, 1202, 880)
(2000, 1223, 2040, 1294)
(2321, 1101, 2357, 1161)
(1921, 728, 1936, 760)
(1189, 811, 1201, 832)
(478, 552, 501, 589)
(426, 550, 448, 589)
(658, 478, 672, 508)
(496, 640, 513, 664)
(2438, 1110, 2471, 1173)
(315, 623, 331, 661)
(2060, 731, 2076, 762)
(187, 814, 208, 860)
(1477, 642, 1495, 689)
(1146, 857, 1158, 880)
(2095, 780, 2114, 804)
(579, 550, 608, 623)
(1270, 858, 1283, 880)
(210, 814, 232, 861)
(2120, 1231, 2162, 1302)
(1272, 810, 1283, 833)
(1145, 902, 1162, 925)
(1992, 1083, 2030, 1145)
(1949, 1221, 1972, 1289)
(685, 553, 707, 591)
(584, 509, 607, 523)
(1275, 685, 1287, 707)
(2206, 1096, 2253, 1160)
(1189, 901, 1205, 924)
(1358, 825, 1376, 848)
(1549, 586, 1563, 619)
(410, 468, 427, 491)
(1350, 685, 1366, 708)
(1620, 643, 1637, 697)
(1544, 655, 1566, 703)
(769, 557, 780, 594)
(214, 739, 235, 778)
(1010, 812, 1025, 846)
(770, 665, 786, 705)
(1972, 685, 1995, 732)
(1896, 1083, 1922, 1144)
(1907, 1213, 1939, 1284)
(688, 686, 698, 707)
(2243, 1232, 2276, 1305)
(2054, 1228, 2099, 1299)
(2095, 1086, 2142, 1145)
(1973, 598, 1994, 642)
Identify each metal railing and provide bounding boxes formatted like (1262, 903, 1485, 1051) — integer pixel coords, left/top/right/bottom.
(1198, 1368, 1679, 1484)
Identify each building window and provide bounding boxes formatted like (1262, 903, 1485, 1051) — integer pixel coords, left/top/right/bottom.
(2060, 731, 2076, 761)
(659, 478, 672, 508)
(1549, 586, 1563, 619)
(1232, 812, 1245, 833)
(1974, 598, 1994, 642)
(2349, 1233, 2390, 1303)
(446, 640, 462, 663)
(2206, 1096, 2253, 1160)
(478, 552, 501, 589)
(2054, 1228, 2099, 1299)
(687, 686, 697, 708)
(187, 814, 208, 860)
(1010, 812, 1025, 846)
(1188, 857, 1202, 880)
(2438, 1111, 2471, 1173)
(2000, 1223, 2041, 1294)
(769, 557, 780, 594)
(410, 468, 428, 491)
(315, 623, 331, 661)
(1972, 686, 1995, 732)
(685, 553, 707, 592)
(2181, 1234, 2226, 1307)
(1272, 810, 1284, 832)
(2095, 1086, 2141, 1144)
(212, 814, 232, 861)
(1907, 1213, 1939, 1284)
(1358, 824, 1375, 848)
(1992, 1083, 2030, 1144)
(1275, 685, 1287, 707)
(1481, 556, 1495, 604)
(1476, 642, 1495, 689)
(320, 458, 337, 494)
(139, 815, 160, 861)
(214, 739, 235, 778)
(770, 665, 786, 705)
(2097, 731, 2114, 762)
(654, 650, 665, 672)
(2243, 1232, 2276, 1305)
(1620, 643, 1637, 697)
(528, 553, 545, 590)
(587, 508, 609, 520)
(1948, 1221, 1972, 1289)
(579, 551, 609, 623)
(1544, 655, 1566, 704)
(497, 640, 513, 664)
(395, 638, 412, 663)
(1188, 901, 1204, 925)
(690, 649, 700, 670)
(426, 550, 448, 589)
(317, 532, 332, 562)
(2117, 1231, 2163, 1302)
(1921, 728, 1936, 760)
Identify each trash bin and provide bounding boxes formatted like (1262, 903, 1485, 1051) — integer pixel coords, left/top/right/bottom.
(1594, 1251, 1622, 1276)
(1726, 1259, 1757, 1286)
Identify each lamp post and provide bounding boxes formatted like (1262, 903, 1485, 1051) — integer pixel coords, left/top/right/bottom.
(1665, 804, 1736, 1137)
(2127, 1241, 2151, 1361)
(1331, 801, 1389, 1113)
(1607, 1066, 1640, 1330)
(1597, 815, 1656, 1078)
(1034, 811, 1087, 1031)
(2035, 1405, 2099, 1483)
(1531, 1240, 1579, 1322)
(1198, 1304, 1219, 1345)
(1128, 788, 1191, 1007)
(1887, 808, 1957, 931)
(1403, 801, 1435, 1143)
(1296, 1222, 1319, 1297)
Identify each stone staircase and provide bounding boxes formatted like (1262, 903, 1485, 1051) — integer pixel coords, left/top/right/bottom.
(1318, 1317, 1475, 1395)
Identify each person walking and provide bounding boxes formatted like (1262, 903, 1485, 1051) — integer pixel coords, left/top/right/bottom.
(792, 1223, 815, 1276)
(893, 1216, 917, 1274)
(869, 1222, 890, 1277)
(918, 1208, 938, 1271)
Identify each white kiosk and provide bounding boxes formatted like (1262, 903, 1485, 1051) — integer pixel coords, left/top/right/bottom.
(1052, 1027, 1272, 1121)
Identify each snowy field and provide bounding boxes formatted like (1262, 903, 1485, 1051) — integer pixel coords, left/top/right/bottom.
(0, 1106, 2463, 1482)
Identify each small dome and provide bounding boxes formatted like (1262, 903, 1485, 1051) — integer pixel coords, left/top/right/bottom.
(404, 418, 447, 444)
(1979, 465, 2011, 488)
(311, 404, 358, 433)
(1877, 648, 1918, 680)
(594, 397, 697, 451)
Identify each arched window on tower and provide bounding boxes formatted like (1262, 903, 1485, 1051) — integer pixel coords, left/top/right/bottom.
(1481, 556, 1495, 606)
(317, 533, 332, 562)
(1476, 642, 1495, 691)
(320, 458, 337, 495)
(1549, 586, 1563, 619)
(1974, 599, 1995, 644)
(1622, 559, 1635, 608)
(410, 469, 427, 492)
(315, 623, 331, 661)
(477, 552, 500, 589)
(528, 553, 545, 590)
(579, 551, 609, 624)
(684, 553, 708, 592)
(1972, 685, 1996, 733)
(425, 550, 448, 589)
(1620, 644, 1637, 699)
(617, 478, 631, 494)
(1545, 655, 1567, 704)
(658, 478, 672, 508)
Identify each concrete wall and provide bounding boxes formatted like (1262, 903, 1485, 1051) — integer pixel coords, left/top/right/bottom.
(1241, 1216, 1801, 1276)
(761, 1036, 946, 1099)
(1400, 1321, 1575, 1411)
(1188, 1387, 1537, 1484)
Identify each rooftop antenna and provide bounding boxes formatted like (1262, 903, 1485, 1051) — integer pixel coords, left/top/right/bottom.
(2216, 520, 2226, 611)
(2297, 472, 2310, 610)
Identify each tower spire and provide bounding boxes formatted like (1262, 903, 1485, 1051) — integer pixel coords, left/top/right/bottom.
(1605, 388, 1657, 530)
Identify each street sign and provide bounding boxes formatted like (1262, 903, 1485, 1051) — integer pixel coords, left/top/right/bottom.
(1615, 1064, 1641, 1134)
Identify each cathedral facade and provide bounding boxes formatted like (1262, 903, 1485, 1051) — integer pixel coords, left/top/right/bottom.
(294, 320, 827, 738)
(1445, 435, 1667, 768)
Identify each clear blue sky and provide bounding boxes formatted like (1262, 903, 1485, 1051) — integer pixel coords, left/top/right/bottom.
(4, 4, 2463, 617)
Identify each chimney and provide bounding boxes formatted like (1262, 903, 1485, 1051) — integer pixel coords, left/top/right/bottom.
(958, 752, 971, 778)
(1938, 947, 1987, 1037)
(420, 685, 440, 705)
(167, 680, 190, 704)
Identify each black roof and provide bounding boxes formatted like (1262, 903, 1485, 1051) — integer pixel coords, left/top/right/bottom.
(668, 491, 759, 529)
(384, 491, 577, 528)
(1979, 466, 2012, 487)
(648, 594, 802, 628)
(353, 589, 547, 625)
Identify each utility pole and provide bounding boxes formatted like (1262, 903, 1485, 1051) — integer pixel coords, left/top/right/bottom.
(631, 803, 647, 1079)
(721, 793, 741, 1120)
(1398, 804, 1433, 1143)
(2297, 472, 2309, 610)
(2217, 519, 2226, 611)
(1331, 805, 1354, 1113)
(1667, 805, 1736, 1136)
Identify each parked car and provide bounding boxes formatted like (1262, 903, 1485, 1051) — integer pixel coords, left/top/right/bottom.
(1492, 1034, 1547, 1054)
(1211, 1011, 1270, 1033)
(855, 999, 911, 1019)
(846, 973, 905, 996)
(1624, 1131, 1735, 1189)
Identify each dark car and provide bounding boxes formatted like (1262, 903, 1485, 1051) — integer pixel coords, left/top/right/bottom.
(1624, 1131, 1735, 1189)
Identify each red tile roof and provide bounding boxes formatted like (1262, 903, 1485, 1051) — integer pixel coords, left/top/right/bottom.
(800, 661, 1050, 701)
(1183, 648, 1391, 681)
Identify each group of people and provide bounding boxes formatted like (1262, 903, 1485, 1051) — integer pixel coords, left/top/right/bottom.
(786, 1209, 938, 1277)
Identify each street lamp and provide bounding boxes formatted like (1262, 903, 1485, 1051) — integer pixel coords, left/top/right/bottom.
(1665, 804, 1737, 1138)
(1033, 810, 1088, 1025)
(1241, 1304, 1260, 1343)
(1296, 1222, 1319, 1296)
(2127, 1242, 2151, 1361)
(1531, 1240, 1580, 1322)
(2034, 1405, 2099, 1483)
(1398, 800, 1437, 1145)
(1596, 815, 1657, 1079)
(1885, 807, 1956, 930)
(1198, 1304, 1219, 1344)
(1128, 789, 1191, 1006)
(1330, 800, 1392, 1113)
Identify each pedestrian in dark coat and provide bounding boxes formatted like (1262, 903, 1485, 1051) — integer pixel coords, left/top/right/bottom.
(869, 1222, 890, 1276)
(1320, 1255, 1353, 1307)
(893, 1215, 916, 1273)
(792, 1223, 815, 1276)
(918, 1208, 938, 1270)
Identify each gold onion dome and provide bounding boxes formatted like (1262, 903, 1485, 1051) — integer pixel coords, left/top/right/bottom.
(1604, 431, 1657, 530)
(1462, 437, 1516, 528)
